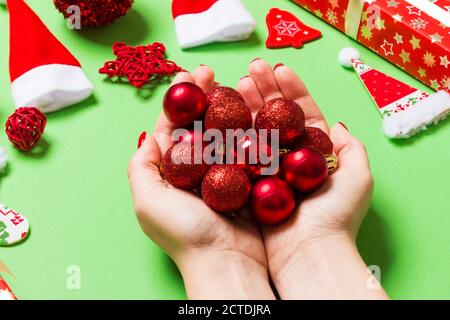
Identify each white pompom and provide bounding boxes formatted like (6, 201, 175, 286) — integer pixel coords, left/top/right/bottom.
(338, 47, 360, 68)
(0, 147, 8, 172)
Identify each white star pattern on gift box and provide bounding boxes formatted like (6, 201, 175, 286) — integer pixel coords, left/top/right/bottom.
(406, 5, 422, 16)
(380, 39, 394, 56)
(387, 0, 399, 8)
(410, 18, 428, 30)
(440, 56, 449, 68)
(274, 20, 301, 37)
(430, 33, 443, 43)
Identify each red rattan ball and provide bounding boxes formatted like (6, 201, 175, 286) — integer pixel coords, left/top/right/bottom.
(5, 107, 47, 152)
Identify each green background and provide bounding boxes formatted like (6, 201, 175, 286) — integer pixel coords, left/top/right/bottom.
(0, 0, 449, 300)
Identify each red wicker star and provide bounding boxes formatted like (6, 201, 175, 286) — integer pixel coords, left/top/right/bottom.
(99, 42, 182, 88)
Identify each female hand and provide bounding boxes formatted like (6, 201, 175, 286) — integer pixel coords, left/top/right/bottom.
(237, 59, 388, 299)
(128, 66, 275, 300)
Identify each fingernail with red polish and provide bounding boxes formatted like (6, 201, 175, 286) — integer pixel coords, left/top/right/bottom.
(338, 122, 348, 131)
(200, 64, 206, 67)
(274, 63, 284, 70)
(138, 131, 147, 149)
(251, 57, 261, 63)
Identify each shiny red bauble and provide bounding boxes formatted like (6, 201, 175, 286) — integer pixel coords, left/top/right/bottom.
(163, 82, 208, 128)
(291, 127, 333, 155)
(231, 136, 277, 178)
(201, 165, 251, 214)
(175, 129, 203, 144)
(251, 177, 296, 225)
(205, 86, 252, 136)
(255, 98, 305, 146)
(162, 142, 209, 190)
(282, 147, 328, 193)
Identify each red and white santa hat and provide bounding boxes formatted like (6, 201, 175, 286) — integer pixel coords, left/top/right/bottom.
(6, 0, 93, 113)
(339, 48, 450, 138)
(172, 0, 256, 49)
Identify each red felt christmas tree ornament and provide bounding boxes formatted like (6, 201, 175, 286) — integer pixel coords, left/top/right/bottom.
(5, 107, 47, 152)
(266, 8, 321, 49)
(53, 0, 134, 27)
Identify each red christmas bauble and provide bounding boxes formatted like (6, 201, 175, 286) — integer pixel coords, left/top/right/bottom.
(5, 107, 47, 152)
(53, 0, 134, 27)
(205, 87, 252, 136)
(231, 135, 278, 178)
(207, 86, 244, 106)
(201, 165, 251, 214)
(255, 98, 305, 146)
(163, 82, 208, 128)
(176, 129, 203, 144)
(162, 142, 209, 190)
(291, 127, 334, 155)
(281, 146, 328, 193)
(251, 177, 296, 225)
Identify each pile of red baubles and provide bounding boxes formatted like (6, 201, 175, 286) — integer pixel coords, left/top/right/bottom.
(161, 82, 335, 225)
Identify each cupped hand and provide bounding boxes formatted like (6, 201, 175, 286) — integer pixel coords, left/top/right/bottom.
(128, 66, 274, 299)
(237, 59, 374, 285)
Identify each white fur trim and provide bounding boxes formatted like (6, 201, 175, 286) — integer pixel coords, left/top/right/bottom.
(174, 0, 255, 49)
(11, 64, 94, 113)
(338, 47, 360, 68)
(382, 90, 450, 138)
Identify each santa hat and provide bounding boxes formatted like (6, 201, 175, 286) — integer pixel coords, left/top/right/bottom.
(172, 0, 256, 49)
(7, 0, 93, 113)
(339, 48, 450, 138)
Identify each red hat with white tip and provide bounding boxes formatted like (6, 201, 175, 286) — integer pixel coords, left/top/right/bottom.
(339, 48, 450, 139)
(6, 0, 93, 113)
(172, 0, 256, 49)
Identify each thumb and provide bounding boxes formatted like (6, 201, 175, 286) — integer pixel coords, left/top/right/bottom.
(330, 123, 372, 175)
(128, 133, 165, 213)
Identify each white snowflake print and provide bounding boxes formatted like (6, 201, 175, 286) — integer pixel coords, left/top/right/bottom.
(410, 18, 428, 30)
(274, 20, 300, 37)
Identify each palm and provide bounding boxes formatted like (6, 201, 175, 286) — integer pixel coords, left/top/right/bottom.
(134, 67, 267, 268)
(237, 60, 372, 274)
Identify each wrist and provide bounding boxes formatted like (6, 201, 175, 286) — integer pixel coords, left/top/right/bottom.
(272, 232, 388, 300)
(177, 249, 276, 300)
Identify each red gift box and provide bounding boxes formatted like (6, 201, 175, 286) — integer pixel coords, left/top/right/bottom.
(291, 0, 450, 92)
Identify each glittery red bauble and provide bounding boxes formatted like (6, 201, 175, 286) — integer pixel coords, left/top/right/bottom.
(201, 165, 251, 214)
(207, 86, 244, 106)
(5, 107, 47, 152)
(53, 0, 134, 27)
(255, 98, 305, 146)
(251, 177, 296, 225)
(176, 129, 203, 144)
(231, 136, 278, 178)
(205, 87, 252, 136)
(292, 127, 334, 155)
(282, 147, 328, 193)
(162, 142, 209, 190)
(163, 82, 208, 128)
